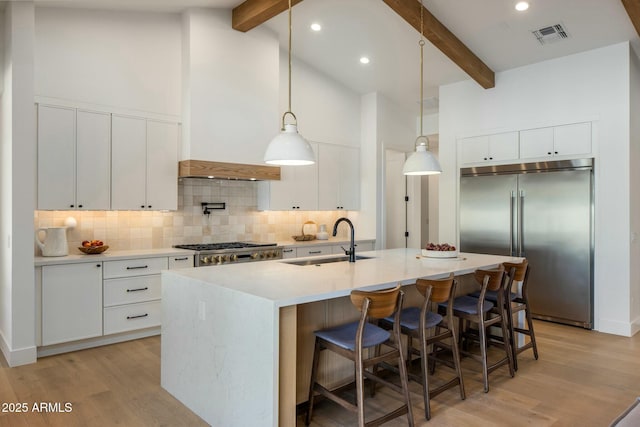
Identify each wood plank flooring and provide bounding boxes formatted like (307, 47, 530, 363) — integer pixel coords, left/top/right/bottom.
(0, 320, 638, 426)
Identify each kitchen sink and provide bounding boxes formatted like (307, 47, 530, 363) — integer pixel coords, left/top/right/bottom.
(282, 255, 373, 266)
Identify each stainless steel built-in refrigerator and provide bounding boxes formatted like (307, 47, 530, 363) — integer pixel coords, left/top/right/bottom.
(459, 159, 593, 328)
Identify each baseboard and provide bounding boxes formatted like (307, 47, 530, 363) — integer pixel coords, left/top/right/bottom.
(37, 327, 160, 358)
(0, 330, 38, 367)
(597, 317, 635, 337)
(630, 316, 640, 337)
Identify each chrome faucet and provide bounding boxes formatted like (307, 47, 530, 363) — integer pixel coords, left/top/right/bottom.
(332, 217, 356, 262)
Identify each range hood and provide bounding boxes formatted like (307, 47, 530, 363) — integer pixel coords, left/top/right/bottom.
(178, 160, 280, 181)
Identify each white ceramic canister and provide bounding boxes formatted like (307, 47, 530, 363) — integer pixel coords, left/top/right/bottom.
(35, 227, 69, 256)
(317, 224, 329, 240)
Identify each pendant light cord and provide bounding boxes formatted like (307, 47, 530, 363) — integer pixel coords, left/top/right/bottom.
(419, 0, 425, 138)
(288, 0, 292, 114)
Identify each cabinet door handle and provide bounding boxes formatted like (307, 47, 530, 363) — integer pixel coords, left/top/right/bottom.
(126, 265, 148, 270)
(126, 287, 149, 293)
(173, 257, 189, 261)
(309, 250, 322, 254)
(126, 313, 149, 320)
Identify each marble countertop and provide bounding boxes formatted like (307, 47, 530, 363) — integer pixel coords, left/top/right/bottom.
(34, 248, 196, 266)
(163, 248, 521, 307)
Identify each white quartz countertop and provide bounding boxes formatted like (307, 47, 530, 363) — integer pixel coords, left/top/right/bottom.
(34, 248, 195, 266)
(163, 248, 521, 307)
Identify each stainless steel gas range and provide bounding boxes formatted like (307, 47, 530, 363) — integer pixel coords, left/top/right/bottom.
(174, 242, 282, 267)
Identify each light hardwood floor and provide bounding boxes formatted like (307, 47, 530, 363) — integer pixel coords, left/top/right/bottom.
(0, 320, 638, 426)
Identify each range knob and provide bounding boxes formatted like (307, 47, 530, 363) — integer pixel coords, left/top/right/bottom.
(229, 254, 238, 262)
(220, 255, 228, 263)
(251, 253, 259, 260)
(212, 255, 221, 264)
(201, 256, 210, 264)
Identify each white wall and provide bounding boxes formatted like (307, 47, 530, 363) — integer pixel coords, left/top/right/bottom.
(1, 1, 37, 366)
(34, 7, 181, 117)
(183, 8, 279, 164)
(359, 92, 417, 247)
(282, 53, 361, 148)
(629, 46, 640, 335)
(439, 42, 633, 335)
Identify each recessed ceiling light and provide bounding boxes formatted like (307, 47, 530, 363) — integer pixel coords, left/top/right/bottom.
(359, 57, 370, 65)
(310, 22, 322, 32)
(515, 1, 529, 11)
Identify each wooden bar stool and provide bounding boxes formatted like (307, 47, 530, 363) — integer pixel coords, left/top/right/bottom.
(502, 260, 538, 370)
(305, 285, 414, 427)
(443, 266, 515, 392)
(379, 273, 465, 420)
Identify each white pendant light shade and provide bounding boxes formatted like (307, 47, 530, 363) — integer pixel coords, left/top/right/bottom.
(403, 140, 442, 175)
(264, 123, 315, 166)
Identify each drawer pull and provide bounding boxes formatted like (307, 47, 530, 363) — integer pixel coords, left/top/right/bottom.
(126, 287, 149, 293)
(283, 249, 294, 253)
(174, 257, 189, 261)
(126, 265, 148, 270)
(126, 313, 149, 320)
(308, 250, 322, 254)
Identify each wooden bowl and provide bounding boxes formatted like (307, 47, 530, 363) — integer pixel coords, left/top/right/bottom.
(78, 245, 109, 254)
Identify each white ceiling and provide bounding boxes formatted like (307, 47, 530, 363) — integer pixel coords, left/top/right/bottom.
(33, 0, 640, 114)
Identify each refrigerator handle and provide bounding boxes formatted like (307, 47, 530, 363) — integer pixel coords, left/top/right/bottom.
(519, 190, 525, 256)
(510, 191, 516, 256)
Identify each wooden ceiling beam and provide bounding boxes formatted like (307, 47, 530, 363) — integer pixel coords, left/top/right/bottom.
(232, 0, 303, 32)
(622, 0, 640, 37)
(382, 0, 495, 89)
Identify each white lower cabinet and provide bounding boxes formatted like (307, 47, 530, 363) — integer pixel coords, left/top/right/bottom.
(103, 257, 168, 334)
(104, 301, 162, 335)
(283, 240, 375, 258)
(296, 246, 333, 258)
(39, 254, 191, 350)
(42, 263, 103, 346)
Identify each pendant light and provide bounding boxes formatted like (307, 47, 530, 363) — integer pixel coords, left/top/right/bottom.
(264, 0, 315, 166)
(402, 0, 442, 176)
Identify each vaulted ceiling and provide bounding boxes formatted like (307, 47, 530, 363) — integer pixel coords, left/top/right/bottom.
(34, 0, 640, 113)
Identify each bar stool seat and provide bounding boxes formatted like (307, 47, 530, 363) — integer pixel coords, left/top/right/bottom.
(314, 322, 390, 351)
(384, 307, 442, 331)
(440, 295, 494, 314)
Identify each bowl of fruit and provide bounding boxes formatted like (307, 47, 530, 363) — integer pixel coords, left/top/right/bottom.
(78, 240, 109, 254)
(422, 242, 458, 258)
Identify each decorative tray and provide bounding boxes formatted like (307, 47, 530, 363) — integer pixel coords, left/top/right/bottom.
(292, 221, 316, 241)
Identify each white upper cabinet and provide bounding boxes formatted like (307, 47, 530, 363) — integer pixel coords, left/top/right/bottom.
(112, 116, 178, 210)
(458, 132, 519, 165)
(520, 122, 591, 159)
(112, 115, 147, 210)
(257, 142, 319, 211)
(318, 144, 360, 210)
(76, 110, 111, 209)
(146, 120, 179, 210)
(37, 105, 110, 210)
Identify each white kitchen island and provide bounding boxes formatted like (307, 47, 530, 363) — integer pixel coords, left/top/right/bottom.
(160, 248, 521, 426)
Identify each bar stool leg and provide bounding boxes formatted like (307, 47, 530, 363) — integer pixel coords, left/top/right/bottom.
(525, 304, 539, 360)
(420, 327, 432, 420)
(479, 315, 490, 393)
(500, 311, 516, 377)
(396, 334, 415, 426)
(355, 350, 366, 427)
(450, 323, 466, 401)
(305, 339, 322, 426)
